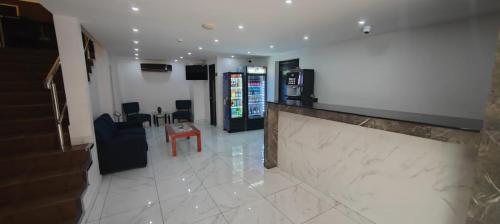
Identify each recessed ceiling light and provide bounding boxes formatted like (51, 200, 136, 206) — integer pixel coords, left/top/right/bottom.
(180, 56, 184, 59)
(247, 51, 251, 54)
(188, 52, 192, 55)
(285, 0, 293, 4)
(134, 53, 139, 56)
(131, 6, 139, 12)
(202, 23, 216, 30)
(133, 40, 139, 44)
(135, 57, 139, 60)
(303, 35, 309, 40)
(175, 59, 178, 62)
(358, 20, 366, 26)
(269, 45, 275, 49)
(132, 28, 139, 32)
(214, 39, 219, 43)
(238, 25, 244, 30)
(231, 55, 235, 58)
(134, 48, 139, 51)
(198, 46, 203, 50)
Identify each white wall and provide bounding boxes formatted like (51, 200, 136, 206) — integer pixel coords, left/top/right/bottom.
(190, 80, 209, 123)
(88, 42, 114, 119)
(114, 57, 209, 122)
(215, 57, 269, 129)
(53, 15, 101, 223)
(268, 14, 500, 120)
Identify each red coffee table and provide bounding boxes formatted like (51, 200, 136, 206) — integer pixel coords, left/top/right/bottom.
(165, 123, 202, 156)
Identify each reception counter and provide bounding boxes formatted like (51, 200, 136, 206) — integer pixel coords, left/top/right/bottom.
(264, 101, 481, 224)
(263, 31, 500, 224)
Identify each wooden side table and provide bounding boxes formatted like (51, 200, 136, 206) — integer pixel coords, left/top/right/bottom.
(153, 112, 169, 126)
(165, 123, 202, 157)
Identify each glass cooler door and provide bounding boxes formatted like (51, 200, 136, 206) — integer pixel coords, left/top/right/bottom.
(230, 73, 243, 118)
(247, 75, 266, 119)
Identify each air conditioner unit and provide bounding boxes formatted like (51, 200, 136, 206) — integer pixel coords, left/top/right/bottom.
(140, 63, 172, 72)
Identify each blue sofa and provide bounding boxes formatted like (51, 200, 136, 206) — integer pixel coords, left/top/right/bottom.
(94, 114, 148, 174)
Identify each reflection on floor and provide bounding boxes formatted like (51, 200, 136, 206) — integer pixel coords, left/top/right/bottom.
(85, 123, 366, 224)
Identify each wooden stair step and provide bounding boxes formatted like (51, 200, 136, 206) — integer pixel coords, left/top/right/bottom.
(0, 131, 69, 157)
(0, 49, 57, 60)
(0, 48, 58, 54)
(0, 171, 87, 207)
(0, 71, 51, 82)
(0, 81, 46, 92)
(0, 53, 57, 64)
(0, 104, 54, 120)
(0, 145, 90, 180)
(0, 92, 65, 105)
(0, 189, 83, 224)
(0, 63, 51, 73)
(0, 117, 62, 136)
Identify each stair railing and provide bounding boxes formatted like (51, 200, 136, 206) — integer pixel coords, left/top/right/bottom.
(44, 38, 90, 151)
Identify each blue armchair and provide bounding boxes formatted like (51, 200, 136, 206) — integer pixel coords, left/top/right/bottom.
(122, 102, 152, 126)
(172, 100, 192, 123)
(94, 114, 148, 174)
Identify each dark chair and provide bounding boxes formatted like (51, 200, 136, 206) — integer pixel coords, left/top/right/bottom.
(172, 100, 192, 123)
(122, 102, 152, 126)
(94, 114, 148, 174)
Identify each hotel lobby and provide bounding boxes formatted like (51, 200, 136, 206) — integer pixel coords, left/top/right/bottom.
(0, 0, 499, 224)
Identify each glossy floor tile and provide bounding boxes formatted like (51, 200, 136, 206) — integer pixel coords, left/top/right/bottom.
(85, 123, 366, 224)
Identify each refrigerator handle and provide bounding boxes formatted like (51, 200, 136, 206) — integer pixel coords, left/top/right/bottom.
(223, 97, 227, 106)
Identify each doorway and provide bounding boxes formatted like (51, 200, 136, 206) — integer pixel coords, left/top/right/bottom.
(209, 64, 217, 126)
(278, 59, 300, 103)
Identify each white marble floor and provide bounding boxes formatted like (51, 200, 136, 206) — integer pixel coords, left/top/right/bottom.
(85, 123, 367, 224)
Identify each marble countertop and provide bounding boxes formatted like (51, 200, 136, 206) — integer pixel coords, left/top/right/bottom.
(267, 101, 483, 131)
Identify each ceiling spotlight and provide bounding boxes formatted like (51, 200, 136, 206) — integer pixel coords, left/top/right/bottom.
(174, 59, 178, 62)
(202, 23, 216, 30)
(238, 25, 244, 30)
(269, 45, 274, 49)
(285, 0, 293, 4)
(247, 51, 252, 54)
(134, 48, 139, 51)
(131, 6, 139, 12)
(132, 28, 139, 32)
(303, 35, 309, 40)
(214, 39, 219, 43)
(198, 46, 203, 50)
(188, 52, 192, 55)
(231, 55, 235, 58)
(135, 57, 139, 60)
(134, 53, 139, 56)
(133, 40, 139, 44)
(358, 20, 366, 26)
(180, 56, 184, 59)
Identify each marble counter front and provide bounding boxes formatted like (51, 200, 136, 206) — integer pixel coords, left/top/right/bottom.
(265, 103, 480, 224)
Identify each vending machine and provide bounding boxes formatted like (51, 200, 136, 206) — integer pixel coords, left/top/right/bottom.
(223, 72, 245, 132)
(245, 66, 267, 130)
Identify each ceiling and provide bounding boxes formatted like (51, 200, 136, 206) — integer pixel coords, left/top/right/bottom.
(40, 0, 500, 61)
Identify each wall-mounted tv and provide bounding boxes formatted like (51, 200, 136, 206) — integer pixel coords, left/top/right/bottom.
(186, 65, 208, 80)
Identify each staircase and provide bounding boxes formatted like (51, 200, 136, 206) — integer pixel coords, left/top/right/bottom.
(0, 48, 92, 224)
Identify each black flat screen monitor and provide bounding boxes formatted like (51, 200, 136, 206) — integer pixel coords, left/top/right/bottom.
(186, 65, 208, 80)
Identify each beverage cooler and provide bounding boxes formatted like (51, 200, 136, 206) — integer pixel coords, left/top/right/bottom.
(245, 66, 267, 130)
(223, 72, 245, 132)
(223, 66, 267, 133)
